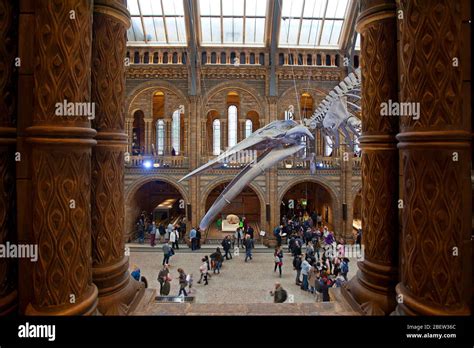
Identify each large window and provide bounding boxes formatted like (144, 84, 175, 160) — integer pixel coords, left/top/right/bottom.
(172, 110, 180, 155)
(127, 0, 187, 45)
(279, 0, 349, 48)
(156, 119, 165, 155)
(199, 0, 267, 46)
(213, 119, 221, 155)
(228, 105, 238, 147)
(245, 119, 253, 138)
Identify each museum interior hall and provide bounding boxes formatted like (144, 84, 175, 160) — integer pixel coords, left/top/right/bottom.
(0, 0, 472, 317)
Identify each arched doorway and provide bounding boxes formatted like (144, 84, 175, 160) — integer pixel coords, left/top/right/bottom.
(280, 181, 335, 228)
(126, 180, 186, 242)
(132, 110, 145, 155)
(353, 191, 362, 238)
(204, 182, 262, 240)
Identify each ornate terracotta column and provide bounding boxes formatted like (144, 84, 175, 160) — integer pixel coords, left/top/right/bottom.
(0, 0, 18, 316)
(395, 0, 471, 315)
(90, 0, 141, 315)
(25, 0, 98, 315)
(344, 0, 399, 315)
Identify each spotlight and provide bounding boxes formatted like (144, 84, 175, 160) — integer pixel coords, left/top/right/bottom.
(143, 160, 152, 169)
(153, 162, 160, 168)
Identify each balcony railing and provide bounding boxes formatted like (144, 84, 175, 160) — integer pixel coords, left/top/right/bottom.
(278, 156, 341, 170)
(126, 155, 189, 169)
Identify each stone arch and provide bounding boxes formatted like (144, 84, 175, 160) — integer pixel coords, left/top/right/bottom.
(125, 80, 189, 116)
(198, 176, 267, 230)
(125, 175, 189, 207)
(202, 81, 265, 116)
(278, 86, 328, 120)
(277, 175, 342, 232)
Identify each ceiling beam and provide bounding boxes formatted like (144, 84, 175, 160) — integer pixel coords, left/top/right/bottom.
(269, 0, 282, 96)
(184, 0, 198, 95)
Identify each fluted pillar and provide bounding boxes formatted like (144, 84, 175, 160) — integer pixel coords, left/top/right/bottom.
(0, 0, 18, 316)
(394, 0, 471, 315)
(144, 119, 152, 154)
(25, 0, 98, 315)
(164, 119, 171, 155)
(345, 0, 399, 315)
(125, 118, 133, 153)
(91, 0, 141, 316)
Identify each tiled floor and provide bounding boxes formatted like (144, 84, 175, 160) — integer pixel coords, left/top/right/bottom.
(129, 247, 358, 305)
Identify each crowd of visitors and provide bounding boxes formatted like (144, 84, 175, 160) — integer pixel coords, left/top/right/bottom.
(277, 213, 351, 302)
(133, 211, 353, 303)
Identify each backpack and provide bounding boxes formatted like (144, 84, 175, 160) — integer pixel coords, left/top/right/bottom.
(281, 289, 288, 302)
(341, 262, 349, 274)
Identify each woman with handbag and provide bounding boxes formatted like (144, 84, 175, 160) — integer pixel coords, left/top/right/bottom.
(273, 246, 283, 278)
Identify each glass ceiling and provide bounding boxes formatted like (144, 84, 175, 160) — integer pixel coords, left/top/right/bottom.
(127, 0, 187, 45)
(279, 0, 349, 48)
(199, 0, 267, 46)
(126, 0, 353, 49)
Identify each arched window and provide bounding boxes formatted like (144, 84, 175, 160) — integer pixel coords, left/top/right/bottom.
(228, 105, 238, 147)
(172, 110, 180, 155)
(245, 119, 253, 138)
(156, 120, 165, 155)
(324, 136, 333, 157)
(284, 110, 294, 120)
(213, 119, 221, 155)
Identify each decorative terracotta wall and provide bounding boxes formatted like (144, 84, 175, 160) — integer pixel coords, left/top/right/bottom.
(90, 0, 141, 315)
(25, 0, 98, 315)
(0, 0, 18, 316)
(345, 0, 399, 315)
(395, 0, 471, 315)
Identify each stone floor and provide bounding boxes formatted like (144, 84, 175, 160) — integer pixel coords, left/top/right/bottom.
(129, 246, 358, 305)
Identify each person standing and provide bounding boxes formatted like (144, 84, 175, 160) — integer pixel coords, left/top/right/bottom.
(273, 246, 283, 277)
(235, 227, 243, 248)
(166, 222, 174, 241)
(189, 227, 197, 251)
(293, 254, 302, 286)
(341, 257, 349, 281)
(150, 221, 157, 247)
(210, 247, 223, 274)
(170, 227, 179, 250)
(198, 257, 209, 285)
(157, 264, 170, 296)
(158, 223, 166, 242)
(222, 236, 232, 260)
(247, 225, 254, 240)
(137, 221, 145, 244)
(196, 228, 202, 249)
(178, 268, 188, 297)
(244, 235, 254, 262)
(301, 256, 311, 291)
(162, 242, 172, 265)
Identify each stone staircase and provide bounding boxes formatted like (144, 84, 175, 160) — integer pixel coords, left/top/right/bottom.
(131, 287, 360, 316)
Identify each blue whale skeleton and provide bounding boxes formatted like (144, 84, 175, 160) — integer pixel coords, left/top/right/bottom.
(180, 68, 362, 230)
